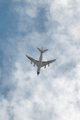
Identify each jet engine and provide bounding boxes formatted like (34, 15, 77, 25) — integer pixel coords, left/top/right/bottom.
(48, 64, 50, 67)
(31, 61, 32, 64)
(44, 66, 46, 68)
(33, 64, 35, 67)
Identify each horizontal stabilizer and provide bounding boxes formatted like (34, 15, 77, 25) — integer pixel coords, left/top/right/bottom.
(37, 48, 48, 53)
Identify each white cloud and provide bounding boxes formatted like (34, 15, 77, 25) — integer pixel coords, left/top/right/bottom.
(6, 61, 80, 120)
(54, 0, 70, 7)
(0, 96, 10, 120)
(1, 0, 80, 119)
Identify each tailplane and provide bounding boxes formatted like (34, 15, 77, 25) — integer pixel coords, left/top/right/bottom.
(37, 48, 48, 53)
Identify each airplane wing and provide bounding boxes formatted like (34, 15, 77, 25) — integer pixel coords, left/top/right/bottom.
(26, 55, 39, 67)
(41, 59, 56, 67)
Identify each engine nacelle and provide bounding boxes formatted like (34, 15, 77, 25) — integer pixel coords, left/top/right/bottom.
(48, 64, 50, 67)
(31, 61, 32, 64)
(44, 66, 46, 68)
(33, 64, 35, 67)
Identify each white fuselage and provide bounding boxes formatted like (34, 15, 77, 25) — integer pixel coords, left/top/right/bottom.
(37, 52, 43, 75)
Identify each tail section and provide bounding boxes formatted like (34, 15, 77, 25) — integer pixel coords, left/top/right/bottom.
(37, 48, 48, 53)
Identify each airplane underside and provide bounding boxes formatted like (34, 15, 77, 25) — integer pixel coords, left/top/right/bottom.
(37, 67, 41, 75)
(26, 48, 56, 75)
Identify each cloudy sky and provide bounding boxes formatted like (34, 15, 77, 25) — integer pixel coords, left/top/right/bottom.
(0, 0, 80, 120)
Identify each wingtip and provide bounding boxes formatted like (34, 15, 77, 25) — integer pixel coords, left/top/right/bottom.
(26, 54, 28, 57)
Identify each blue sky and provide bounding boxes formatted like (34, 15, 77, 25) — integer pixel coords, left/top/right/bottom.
(0, 0, 80, 120)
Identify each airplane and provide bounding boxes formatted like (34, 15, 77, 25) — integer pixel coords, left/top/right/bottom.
(26, 48, 56, 75)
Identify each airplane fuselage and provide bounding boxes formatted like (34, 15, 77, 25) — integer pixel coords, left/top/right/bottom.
(37, 52, 43, 75)
(26, 48, 56, 75)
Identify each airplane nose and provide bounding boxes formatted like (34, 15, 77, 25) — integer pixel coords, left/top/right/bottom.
(37, 72, 40, 75)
